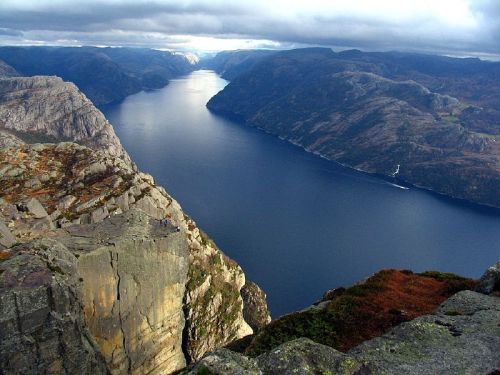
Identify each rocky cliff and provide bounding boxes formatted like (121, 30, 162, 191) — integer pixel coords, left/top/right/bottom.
(182, 265, 500, 374)
(207, 48, 500, 208)
(0, 59, 18, 77)
(0, 76, 268, 373)
(0, 76, 130, 162)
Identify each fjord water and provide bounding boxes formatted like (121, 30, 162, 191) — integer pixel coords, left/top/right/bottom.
(102, 70, 500, 317)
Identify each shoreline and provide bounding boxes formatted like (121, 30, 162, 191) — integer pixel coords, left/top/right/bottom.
(208, 106, 500, 214)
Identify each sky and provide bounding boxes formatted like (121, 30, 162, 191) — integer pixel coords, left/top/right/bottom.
(1, 0, 500, 58)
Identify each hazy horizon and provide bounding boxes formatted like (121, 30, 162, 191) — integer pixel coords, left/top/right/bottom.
(1, 0, 500, 60)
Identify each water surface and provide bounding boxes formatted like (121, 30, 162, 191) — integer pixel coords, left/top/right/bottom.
(102, 70, 500, 317)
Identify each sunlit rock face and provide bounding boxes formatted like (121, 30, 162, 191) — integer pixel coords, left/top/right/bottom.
(64, 210, 189, 375)
(0, 74, 267, 374)
(0, 141, 261, 373)
(0, 76, 130, 162)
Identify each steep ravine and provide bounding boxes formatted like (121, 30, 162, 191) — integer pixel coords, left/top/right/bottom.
(0, 75, 269, 374)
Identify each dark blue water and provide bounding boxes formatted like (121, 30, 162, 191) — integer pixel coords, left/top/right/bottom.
(102, 70, 500, 317)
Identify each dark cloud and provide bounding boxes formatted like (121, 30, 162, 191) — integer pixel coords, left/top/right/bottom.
(0, 1, 499, 58)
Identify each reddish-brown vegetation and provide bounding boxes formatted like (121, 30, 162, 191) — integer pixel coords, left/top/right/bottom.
(237, 269, 476, 356)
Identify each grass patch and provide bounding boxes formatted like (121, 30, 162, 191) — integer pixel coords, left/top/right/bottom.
(420, 271, 465, 281)
(444, 310, 464, 316)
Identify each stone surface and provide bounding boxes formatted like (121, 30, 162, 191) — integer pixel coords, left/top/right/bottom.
(0, 130, 24, 148)
(0, 46, 196, 106)
(0, 76, 130, 162)
(350, 290, 500, 374)
(256, 338, 367, 375)
(183, 349, 262, 375)
(57, 194, 77, 209)
(0, 239, 107, 375)
(0, 141, 264, 372)
(62, 209, 190, 375)
(0, 219, 16, 248)
(241, 281, 272, 332)
(476, 262, 500, 295)
(26, 197, 48, 218)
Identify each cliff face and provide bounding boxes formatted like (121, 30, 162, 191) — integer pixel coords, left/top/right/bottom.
(0, 73, 268, 373)
(0, 141, 262, 373)
(207, 48, 500, 208)
(0, 76, 130, 162)
(0, 239, 108, 375)
(0, 60, 18, 77)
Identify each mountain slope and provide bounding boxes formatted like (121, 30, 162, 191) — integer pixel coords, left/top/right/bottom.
(0, 59, 18, 77)
(0, 47, 196, 105)
(200, 50, 277, 80)
(0, 75, 130, 162)
(207, 48, 500, 208)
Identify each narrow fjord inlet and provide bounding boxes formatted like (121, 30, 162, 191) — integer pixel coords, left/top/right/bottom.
(103, 70, 500, 317)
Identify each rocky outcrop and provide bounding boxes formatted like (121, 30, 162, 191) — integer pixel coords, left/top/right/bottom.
(0, 60, 18, 77)
(207, 48, 500, 208)
(476, 262, 500, 295)
(0, 239, 107, 375)
(241, 281, 272, 332)
(186, 338, 367, 375)
(0, 76, 130, 162)
(62, 209, 189, 374)
(182, 289, 500, 375)
(350, 290, 500, 374)
(183, 227, 253, 362)
(0, 141, 260, 373)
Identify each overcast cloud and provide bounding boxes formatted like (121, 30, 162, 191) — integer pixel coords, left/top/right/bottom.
(1, 0, 499, 58)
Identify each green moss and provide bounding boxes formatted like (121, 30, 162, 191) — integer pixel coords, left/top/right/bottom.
(210, 253, 222, 267)
(443, 310, 464, 316)
(246, 309, 339, 357)
(195, 365, 215, 375)
(48, 263, 64, 274)
(419, 271, 465, 281)
(199, 230, 216, 248)
(186, 265, 207, 291)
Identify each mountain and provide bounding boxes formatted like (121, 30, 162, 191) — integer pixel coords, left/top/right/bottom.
(207, 48, 500, 208)
(0, 60, 18, 77)
(0, 47, 196, 105)
(0, 75, 130, 161)
(0, 74, 268, 374)
(199, 49, 277, 80)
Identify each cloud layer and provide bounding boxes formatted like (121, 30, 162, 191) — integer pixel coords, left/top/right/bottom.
(0, 0, 499, 57)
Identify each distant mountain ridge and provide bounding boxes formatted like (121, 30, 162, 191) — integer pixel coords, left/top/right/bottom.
(199, 49, 277, 80)
(0, 59, 18, 77)
(0, 46, 196, 105)
(0, 75, 130, 162)
(207, 48, 500, 208)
